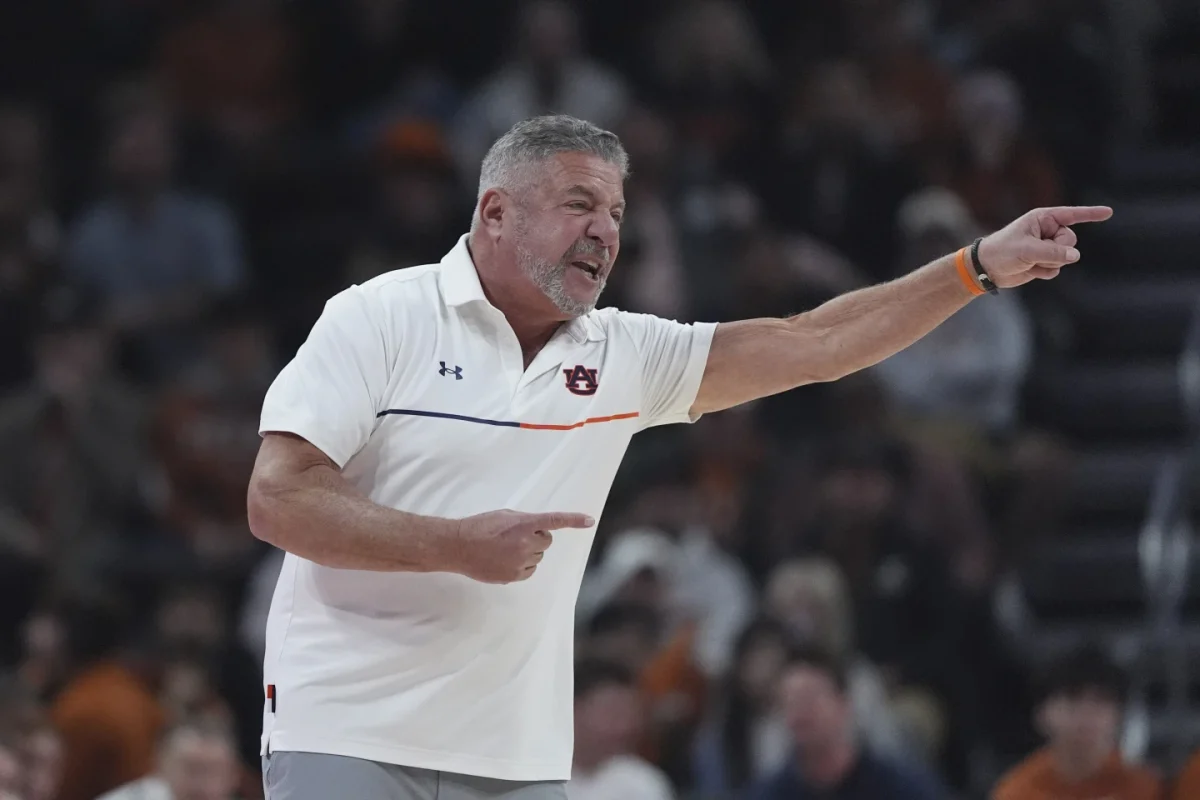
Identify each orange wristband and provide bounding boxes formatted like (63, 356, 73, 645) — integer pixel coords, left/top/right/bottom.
(955, 247, 985, 297)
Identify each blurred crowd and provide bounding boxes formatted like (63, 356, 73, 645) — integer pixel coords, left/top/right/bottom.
(0, 0, 1198, 798)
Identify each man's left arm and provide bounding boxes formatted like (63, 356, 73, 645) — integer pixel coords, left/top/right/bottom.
(691, 206, 1113, 416)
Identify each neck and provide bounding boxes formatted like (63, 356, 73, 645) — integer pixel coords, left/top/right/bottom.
(797, 738, 857, 788)
(1052, 747, 1111, 784)
(467, 233, 564, 358)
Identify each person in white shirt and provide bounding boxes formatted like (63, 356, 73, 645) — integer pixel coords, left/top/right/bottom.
(97, 719, 238, 800)
(568, 659, 673, 800)
(246, 112, 1110, 800)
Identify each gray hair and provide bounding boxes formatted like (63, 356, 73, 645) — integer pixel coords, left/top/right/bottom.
(472, 115, 629, 229)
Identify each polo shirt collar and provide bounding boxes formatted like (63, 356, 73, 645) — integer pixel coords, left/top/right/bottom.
(438, 234, 606, 343)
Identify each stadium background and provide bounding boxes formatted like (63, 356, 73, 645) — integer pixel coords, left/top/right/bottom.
(0, 0, 1198, 797)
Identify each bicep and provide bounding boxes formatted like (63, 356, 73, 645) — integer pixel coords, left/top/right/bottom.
(259, 286, 392, 467)
(252, 432, 339, 485)
(691, 317, 826, 416)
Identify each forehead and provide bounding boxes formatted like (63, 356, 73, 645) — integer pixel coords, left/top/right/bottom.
(536, 152, 624, 203)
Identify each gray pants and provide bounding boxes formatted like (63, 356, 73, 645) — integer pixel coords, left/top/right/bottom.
(263, 751, 569, 800)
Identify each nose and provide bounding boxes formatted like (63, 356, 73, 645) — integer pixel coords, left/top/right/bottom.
(586, 210, 620, 251)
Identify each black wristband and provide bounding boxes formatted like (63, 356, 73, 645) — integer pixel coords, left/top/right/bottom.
(970, 237, 999, 295)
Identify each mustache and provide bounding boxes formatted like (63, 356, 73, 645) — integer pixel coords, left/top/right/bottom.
(564, 240, 609, 266)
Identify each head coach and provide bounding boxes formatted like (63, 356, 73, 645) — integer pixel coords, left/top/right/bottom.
(246, 114, 1112, 800)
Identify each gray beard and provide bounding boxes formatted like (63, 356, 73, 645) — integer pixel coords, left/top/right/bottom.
(516, 241, 607, 318)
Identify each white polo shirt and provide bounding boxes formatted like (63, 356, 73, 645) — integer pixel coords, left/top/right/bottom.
(258, 235, 716, 781)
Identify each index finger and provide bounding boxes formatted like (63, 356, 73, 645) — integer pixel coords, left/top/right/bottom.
(527, 512, 596, 530)
(1043, 206, 1114, 226)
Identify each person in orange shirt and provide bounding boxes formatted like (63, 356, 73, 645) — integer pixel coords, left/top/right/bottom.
(992, 643, 1162, 800)
(22, 591, 166, 800)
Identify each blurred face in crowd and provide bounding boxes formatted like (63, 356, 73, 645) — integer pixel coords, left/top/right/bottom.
(159, 729, 238, 800)
(499, 152, 623, 318)
(108, 109, 174, 194)
(736, 631, 787, 707)
(780, 664, 852, 756)
(1039, 688, 1121, 776)
(19, 728, 62, 800)
(574, 680, 645, 764)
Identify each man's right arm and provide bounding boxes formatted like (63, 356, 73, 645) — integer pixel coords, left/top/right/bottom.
(247, 432, 458, 572)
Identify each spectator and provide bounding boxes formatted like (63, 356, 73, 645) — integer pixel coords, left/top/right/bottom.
(691, 618, 794, 798)
(946, 71, 1063, 231)
(763, 559, 933, 761)
(568, 659, 673, 800)
(756, 60, 916, 282)
(40, 589, 165, 800)
(343, 120, 470, 284)
(158, 0, 298, 152)
(97, 718, 240, 800)
(151, 298, 276, 567)
(452, 0, 629, 179)
(152, 583, 264, 780)
(991, 644, 1162, 800)
(0, 285, 149, 589)
(796, 435, 968, 702)
(580, 520, 755, 680)
(648, 0, 773, 168)
(873, 187, 1034, 439)
(746, 646, 948, 800)
(64, 88, 245, 382)
(601, 108, 687, 319)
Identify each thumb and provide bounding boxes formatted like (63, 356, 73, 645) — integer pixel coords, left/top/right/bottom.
(525, 512, 596, 530)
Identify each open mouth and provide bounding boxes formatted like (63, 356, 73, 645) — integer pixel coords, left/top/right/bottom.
(571, 260, 602, 282)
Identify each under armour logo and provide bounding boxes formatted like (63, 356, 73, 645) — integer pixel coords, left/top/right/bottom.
(439, 362, 463, 380)
(563, 365, 599, 396)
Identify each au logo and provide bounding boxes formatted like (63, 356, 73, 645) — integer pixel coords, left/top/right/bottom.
(563, 365, 599, 396)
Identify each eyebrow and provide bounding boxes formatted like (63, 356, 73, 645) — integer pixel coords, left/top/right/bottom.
(566, 184, 625, 211)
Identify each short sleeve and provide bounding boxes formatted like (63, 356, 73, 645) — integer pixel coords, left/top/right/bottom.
(617, 312, 716, 429)
(259, 286, 391, 467)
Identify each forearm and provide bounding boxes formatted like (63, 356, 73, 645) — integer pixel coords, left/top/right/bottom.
(247, 464, 458, 572)
(801, 254, 973, 381)
(694, 255, 974, 413)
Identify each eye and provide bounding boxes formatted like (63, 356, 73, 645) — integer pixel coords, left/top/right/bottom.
(567, 201, 589, 211)
(612, 212, 624, 226)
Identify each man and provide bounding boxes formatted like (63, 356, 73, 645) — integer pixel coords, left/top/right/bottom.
(992, 644, 1162, 800)
(97, 719, 240, 800)
(65, 89, 244, 380)
(567, 659, 672, 800)
(247, 114, 1111, 799)
(747, 646, 946, 800)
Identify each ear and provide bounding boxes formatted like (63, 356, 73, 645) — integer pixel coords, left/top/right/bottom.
(478, 189, 507, 236)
